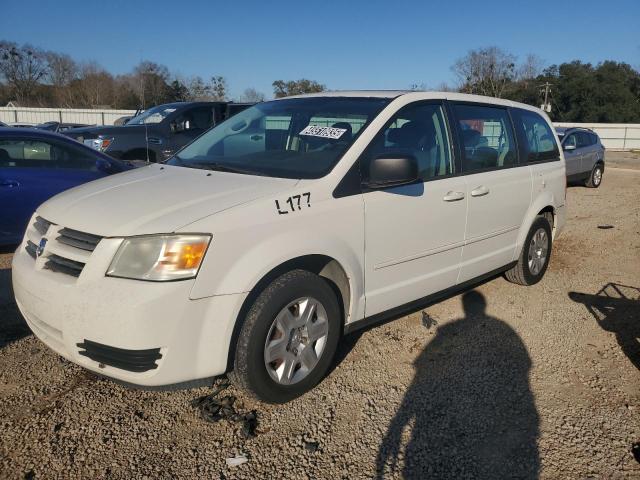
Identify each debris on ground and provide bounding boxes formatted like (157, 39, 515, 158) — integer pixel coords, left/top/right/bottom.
(597, 225, 615, 229)
(225, 454, 248, 467)
(304, 441, 320, 453)
(422, 311, 438, 329)
(632, 442, 640, 464)
(191, 380, 259, 439)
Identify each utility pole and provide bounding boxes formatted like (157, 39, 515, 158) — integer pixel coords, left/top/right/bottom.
(540, 82, 552, 113)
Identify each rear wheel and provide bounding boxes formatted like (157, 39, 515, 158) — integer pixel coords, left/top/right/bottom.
(505, 215, 553, 286)
(585, 163, 603, 188)
(230, 270, 341, 403)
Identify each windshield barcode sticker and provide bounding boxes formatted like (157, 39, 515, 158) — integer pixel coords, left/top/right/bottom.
(299, 125, 347, 139)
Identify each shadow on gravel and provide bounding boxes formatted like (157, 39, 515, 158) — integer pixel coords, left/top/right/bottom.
(376, 291, 540, 479)
(569, 283, 640, 370)
(0, 262, 31, 349)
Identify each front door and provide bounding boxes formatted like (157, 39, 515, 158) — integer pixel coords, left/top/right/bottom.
(363, 102, 467, 316)
(563, 133, 582, 177)
(576, 131, 596, 174)
(448, 103, 532, 282)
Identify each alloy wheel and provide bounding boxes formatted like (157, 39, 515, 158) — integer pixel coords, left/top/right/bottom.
(263, 297, 329, 385)
(527, 228, 549, 276)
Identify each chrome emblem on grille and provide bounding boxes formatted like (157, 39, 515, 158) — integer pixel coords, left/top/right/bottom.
(36, 238, 47, 257)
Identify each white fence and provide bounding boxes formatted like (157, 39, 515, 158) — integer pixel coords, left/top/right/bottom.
(553, 122, 640, 151)
(1, 107, 639, 150)
(0, 107, 137, 126)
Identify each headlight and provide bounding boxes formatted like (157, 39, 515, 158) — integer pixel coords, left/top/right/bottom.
(106, 234, 211, 281)
(84, 137, 113, 152)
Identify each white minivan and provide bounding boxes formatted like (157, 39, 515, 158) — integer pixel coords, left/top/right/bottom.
(12, 92, 566, 403)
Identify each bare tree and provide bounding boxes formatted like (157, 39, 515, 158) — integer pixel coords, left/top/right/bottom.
(209, 75, 227, 101)
(239, 87, 265, 102)
(518, 54, 545, 81)
(111, 74, 140, 109)
(46, 52, 77, 106)
(0, 41, 49, 103)
(452, 47, 516, 98)
(72, 62, 114, 107)
(133, 61, 170, 107)
(187, 75, 210, 100)
(46, 52, 77, 87)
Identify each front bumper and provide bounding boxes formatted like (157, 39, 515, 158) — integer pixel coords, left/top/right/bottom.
(12, 235, 247, 387)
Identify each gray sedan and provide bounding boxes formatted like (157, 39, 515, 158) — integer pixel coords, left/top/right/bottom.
(556, 127, 605, 187)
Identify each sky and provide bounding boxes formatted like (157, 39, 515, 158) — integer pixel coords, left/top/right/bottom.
(2, 0, 639, 99)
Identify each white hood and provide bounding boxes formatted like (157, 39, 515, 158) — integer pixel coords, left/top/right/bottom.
(38, 164, 298, 236)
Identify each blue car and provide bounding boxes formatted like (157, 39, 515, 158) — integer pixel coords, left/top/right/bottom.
(0, 128, 133, 246)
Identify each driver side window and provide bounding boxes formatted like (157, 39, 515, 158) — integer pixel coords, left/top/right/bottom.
(362, 103, 453, 182)
(173, 107, 215, 132)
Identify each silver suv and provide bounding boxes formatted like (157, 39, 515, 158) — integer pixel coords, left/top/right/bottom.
(556, 127, 605, 187)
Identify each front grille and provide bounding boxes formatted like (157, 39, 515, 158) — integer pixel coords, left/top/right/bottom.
(26, 217, 102, 279)
(33, 216, 52, 235)
(44, 254, 85, 277)
(77, 340, 162, 373)
(56, 228, 102, 252)
(25, 240, 37, 259)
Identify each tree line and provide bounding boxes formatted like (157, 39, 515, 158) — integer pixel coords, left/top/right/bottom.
(0, 40, 324, 109)
(2, 40, 638, 123)
(451, 47, 640, 123)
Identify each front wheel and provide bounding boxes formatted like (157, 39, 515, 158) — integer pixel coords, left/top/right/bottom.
(505, 215, 553, 286)
(585, 163, 603, 188)
(230, 270, 341, 403)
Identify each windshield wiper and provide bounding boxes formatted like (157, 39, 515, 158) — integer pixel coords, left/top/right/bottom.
(189, 162, 268, 176)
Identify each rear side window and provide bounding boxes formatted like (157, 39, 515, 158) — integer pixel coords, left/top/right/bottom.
(452, 104, 517, 173)
(0, 139, 98, 170)
(512, 109, 559, 162)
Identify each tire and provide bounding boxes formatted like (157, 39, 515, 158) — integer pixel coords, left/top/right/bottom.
(505, 215, 553, 286)
(229, 269, 341, 403)
(585, 163, 603, 188)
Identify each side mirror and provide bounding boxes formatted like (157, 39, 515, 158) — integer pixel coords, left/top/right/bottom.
(564, 144, 576, 151)
(95, 158, 113, 173)
(364, 154, 419, 188)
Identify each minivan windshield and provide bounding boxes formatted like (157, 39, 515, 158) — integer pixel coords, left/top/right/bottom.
(167, 97, 390, 179)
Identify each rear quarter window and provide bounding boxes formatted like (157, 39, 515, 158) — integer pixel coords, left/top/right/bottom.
(512, 109, 559, 162)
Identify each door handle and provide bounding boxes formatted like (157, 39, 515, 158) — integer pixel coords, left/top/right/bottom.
(147, 137, 162, 145)
(443, 191, 465, 202)
(0, 179, 19, 188)
(471, 186, 490, 197)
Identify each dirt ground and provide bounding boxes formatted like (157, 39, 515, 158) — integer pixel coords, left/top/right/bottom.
(1, 153, 639, 479)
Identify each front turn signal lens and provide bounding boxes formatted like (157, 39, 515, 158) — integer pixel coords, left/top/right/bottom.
(107, 234, 211, 281)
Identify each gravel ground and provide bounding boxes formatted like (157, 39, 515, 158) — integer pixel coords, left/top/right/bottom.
(1, 153, 639, 479)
